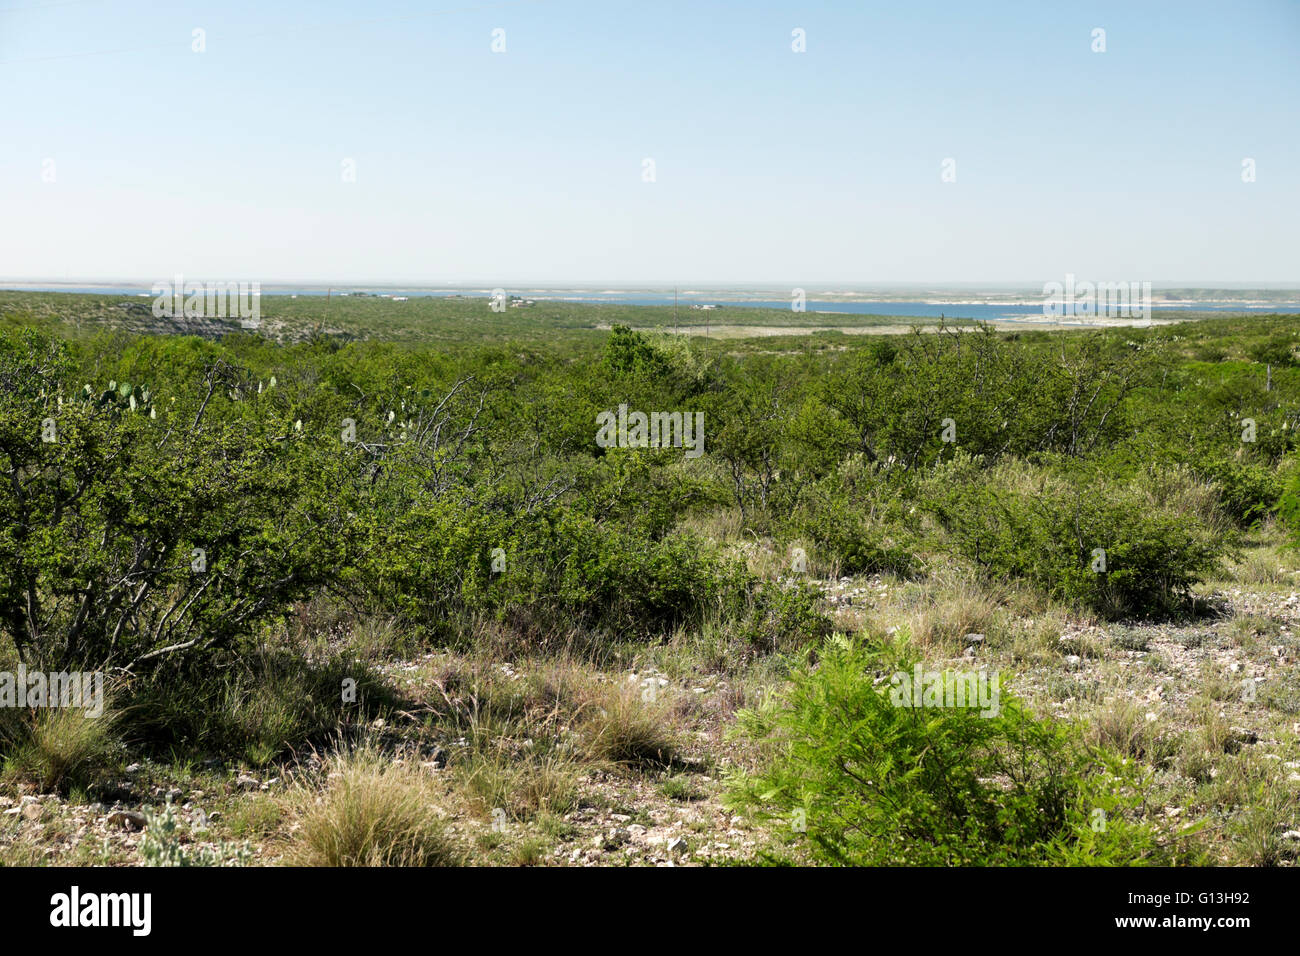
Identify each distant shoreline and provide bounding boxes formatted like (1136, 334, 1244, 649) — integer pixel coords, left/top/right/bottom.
(2, 286, 1297, 323)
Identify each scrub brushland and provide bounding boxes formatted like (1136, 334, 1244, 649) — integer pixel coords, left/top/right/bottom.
(2, 294, 1299, 867)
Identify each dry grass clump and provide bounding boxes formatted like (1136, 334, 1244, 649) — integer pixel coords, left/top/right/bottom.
(576, 683, 681, 769)
(458, 745, 579, 821)
(0, 700, 120, 794)
(281, 743, 464, 866)
(1227, 546, 1296, 588)
(895, 567, 1005, 651)
(1084, 697, 1175, 765)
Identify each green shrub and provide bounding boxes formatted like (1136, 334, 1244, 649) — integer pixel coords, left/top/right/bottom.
(728, 634, 1156, 865)
(0, 329, 364, 670)
(820, 327, 1146, 470)
(1247, 334, 1298, 368)
(367, 500, 754, 639)
(1278, 464, 1300, 541)
(921, 456, 1231, 617)
(786, 454, 917, 576)
(1199, 457, 1282, 527)
(732, 580, 832, 654)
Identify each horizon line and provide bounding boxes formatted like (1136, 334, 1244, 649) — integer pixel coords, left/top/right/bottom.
(4, 278, 1300, 290)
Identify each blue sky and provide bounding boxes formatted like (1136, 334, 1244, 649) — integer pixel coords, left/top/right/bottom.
(1, 0, 1297, 284)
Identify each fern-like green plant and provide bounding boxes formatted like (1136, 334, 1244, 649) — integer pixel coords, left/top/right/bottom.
(727, 632, 1157, 866)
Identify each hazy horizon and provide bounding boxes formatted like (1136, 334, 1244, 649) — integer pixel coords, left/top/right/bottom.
(5, 278, 1300, 291)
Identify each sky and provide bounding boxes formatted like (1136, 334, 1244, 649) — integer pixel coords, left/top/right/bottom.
(1, 0, 1297, 286)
